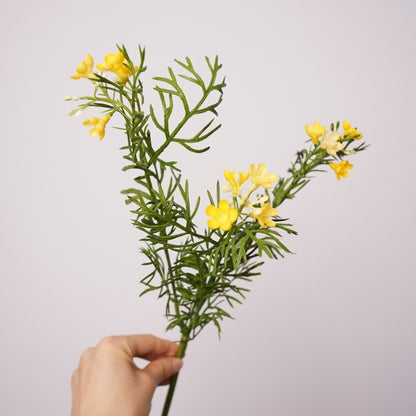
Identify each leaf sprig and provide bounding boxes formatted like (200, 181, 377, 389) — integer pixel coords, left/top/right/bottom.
(67, 44, 368, 415)
(68, 44, 368, 342)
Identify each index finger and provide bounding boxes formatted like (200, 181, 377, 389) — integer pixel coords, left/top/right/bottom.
(97, 334, 179, 361)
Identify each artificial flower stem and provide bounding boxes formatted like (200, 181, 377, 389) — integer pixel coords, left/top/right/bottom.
(273, 147, 325, 207)
(161, 335, 189, 416)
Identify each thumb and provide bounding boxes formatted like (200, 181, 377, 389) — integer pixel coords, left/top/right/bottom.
(143, 357, 183, 386)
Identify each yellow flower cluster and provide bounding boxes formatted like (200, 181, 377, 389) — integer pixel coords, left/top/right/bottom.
(248, 164, 278, 191)
(206, 163, 278, 231)
(250, 203, 277, 228)
(82, 114, 111, 140)
(206, 200, 238, 231)
(305, 122, 325, 145)
(222, 170, 249, 196)
(343, 120, 363, 140)
(305, 120, 363, 180)
(71, 50, 136, 84)
(70, 54, 95, 80)
(329, 160, 353, 180)
(70, 50, 136, 140)
(96, 51, 138, 84)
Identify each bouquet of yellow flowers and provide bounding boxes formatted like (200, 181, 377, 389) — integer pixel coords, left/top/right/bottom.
(67, 44, 368, 415)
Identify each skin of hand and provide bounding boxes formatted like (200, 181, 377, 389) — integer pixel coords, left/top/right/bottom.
(71, 334, 183, 416)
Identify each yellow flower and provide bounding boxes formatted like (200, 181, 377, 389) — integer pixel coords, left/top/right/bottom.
(343, 120, 363, 140)
(329, 160, 353, 180)
(250, 203, 278, 228)
(71, 54, 95, 80)
(248, 164, 278, 190)
(206, 200, 238, 231)
(83, 114, 111, 140)
(305, 122, 325, 145)
(320, 130, 344, 156)
(96, 51, 135, 84)
(223, 170, 249, 196)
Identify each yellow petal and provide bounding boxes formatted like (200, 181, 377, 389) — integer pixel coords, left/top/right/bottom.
(83, 117, 98, 126)
(207, 218, 219, 229)
(218, 200, 230, 210)
(257, 163, 268, 177)
(229, 208, 238, 223)
(205, 205, 217, 216)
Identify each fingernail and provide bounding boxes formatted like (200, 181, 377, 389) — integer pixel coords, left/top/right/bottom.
(172, 358, 183, 373)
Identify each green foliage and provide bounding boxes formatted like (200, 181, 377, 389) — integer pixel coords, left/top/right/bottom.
(68, 44, 368, 343)
(67, 44, 370, 416)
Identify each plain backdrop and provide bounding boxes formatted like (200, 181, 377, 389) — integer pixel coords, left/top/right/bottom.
(1, 0, 415, 415)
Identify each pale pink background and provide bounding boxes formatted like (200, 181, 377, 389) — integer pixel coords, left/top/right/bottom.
(1, 0, 415, 414)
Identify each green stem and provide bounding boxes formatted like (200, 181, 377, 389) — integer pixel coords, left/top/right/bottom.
(161, 335, 189, 416)
(162, 239, 180, 317)
(273, 147, 326, 207)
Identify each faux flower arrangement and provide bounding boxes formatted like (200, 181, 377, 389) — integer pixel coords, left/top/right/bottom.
(67, 44, 368, 415)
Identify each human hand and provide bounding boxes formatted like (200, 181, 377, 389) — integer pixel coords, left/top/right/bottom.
(71, 334, 183, 416)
